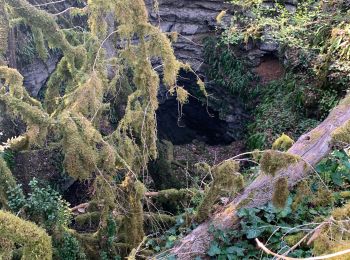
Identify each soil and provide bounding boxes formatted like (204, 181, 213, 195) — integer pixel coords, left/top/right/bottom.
(254, 56, 285, 84)
(174, 139, 245, 167)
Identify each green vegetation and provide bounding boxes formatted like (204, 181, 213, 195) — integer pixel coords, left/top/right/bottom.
(7, 178, 71, 229)
(205, 150, 350, 259)
(1, 0, 350, 258)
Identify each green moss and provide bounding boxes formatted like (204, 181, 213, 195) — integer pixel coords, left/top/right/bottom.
(32, 27, 48, 61)
(272, 177, 289, 209)
(284, 232, 305, 247)
(332, 202, 350, 220)
(156, 188, 197, 203)
(74, 212, 101, 231)
(0, 210, 52, 259)
(0, 0, 8, 61)
(237, 191, 256, 209)
(311, 189, 333, 207)
(272, 133, 294, 151)
(7, 0, 80, 58)
(260, 150, 300, 176)
(144, 213, 176, 233)
(313, 234, 331, 256)
(196, 160, 244, 222)
(339, 191, 350, 199)
(292, 180, 311, 211)
(120, 176, 146, 248)
(331, 119, 350, 145)
(0, 157, 16, 209)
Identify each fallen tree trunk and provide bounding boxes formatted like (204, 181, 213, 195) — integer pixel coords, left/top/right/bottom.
(169, 96, 350, 259)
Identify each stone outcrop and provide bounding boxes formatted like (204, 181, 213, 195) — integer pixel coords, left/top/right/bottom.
(19, 55, 60, 97)
(146, 0, 233, 74)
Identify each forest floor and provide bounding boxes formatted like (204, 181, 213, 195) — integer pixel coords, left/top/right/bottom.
(174, 139, 245, 167)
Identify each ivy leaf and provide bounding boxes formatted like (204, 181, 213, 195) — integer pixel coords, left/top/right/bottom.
(309, 208, 318, 215)
(226, 246, 245, 256)
(333, 150, 346, 159)
(343, 161, 350, 169)
(208, 242, 222, 256)
(331, 170, 343, 186)
(246, 227, 263, 239)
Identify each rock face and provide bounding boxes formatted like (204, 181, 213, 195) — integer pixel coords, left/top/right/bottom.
(145, 0, 233, 74)
(19, 55, 60, 97)
(0, 101, 25, 143)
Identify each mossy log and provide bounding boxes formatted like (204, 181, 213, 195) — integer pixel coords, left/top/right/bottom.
(169, 96, 350, 259)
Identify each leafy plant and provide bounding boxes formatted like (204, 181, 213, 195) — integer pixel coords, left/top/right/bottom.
(316, 150, 350, 187)
(7, 178, 71, 229)
(55, 232, 86, 260)
(205, 149, 350, 259)
(203, 37, 256, 99)
(247, 74, 319, 149)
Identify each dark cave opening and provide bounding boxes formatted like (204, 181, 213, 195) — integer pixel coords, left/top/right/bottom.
(156, 94, 235, 145)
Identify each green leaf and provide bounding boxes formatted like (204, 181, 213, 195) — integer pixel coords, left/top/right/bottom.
(168, 235, 177, 242)
(331, 170, 343, 186)
(246, 227, 263, 239)
(309, 208, 318, 215)
(226, 246, 245, 256)
(208, 242, 222, 256)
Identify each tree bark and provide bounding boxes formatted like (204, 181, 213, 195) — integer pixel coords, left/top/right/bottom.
(169, 96, 350, 259)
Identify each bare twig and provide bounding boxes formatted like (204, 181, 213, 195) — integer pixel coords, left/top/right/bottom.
(256, 238, 350, 260)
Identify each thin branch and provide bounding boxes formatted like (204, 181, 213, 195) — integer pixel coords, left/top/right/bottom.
(32, 0, 67, 7)
(256, 238, 350, 260)
(53, 7, 75, 16)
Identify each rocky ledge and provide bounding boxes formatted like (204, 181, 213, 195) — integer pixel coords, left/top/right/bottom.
(146, 0, 233, 74)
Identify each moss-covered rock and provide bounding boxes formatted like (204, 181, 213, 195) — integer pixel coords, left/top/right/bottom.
(0, 210, 52, 260)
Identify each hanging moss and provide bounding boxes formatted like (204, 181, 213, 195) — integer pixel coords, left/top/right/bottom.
(6, 0, 82, 60)
(0, 157, 16, 209)
(1, 95, 50, 146)
(31, 27, 48, 61)
(176, 86, 189, 105)
(60, 111, 115, 180)
(0, 0, 8, 62)
(272, 177, 289, 209)
(196, 160, 244, 222)
(1, 0, 197, 254)
(0, 210, 52, 260)
(120, 175, 146, 248)
(272, 133, 294, 151)
(291, 180, 311, 211)
(260, 150, 300, 176)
